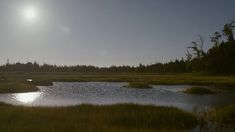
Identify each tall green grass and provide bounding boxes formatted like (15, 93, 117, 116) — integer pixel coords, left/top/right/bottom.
(0, 103, 198, 132)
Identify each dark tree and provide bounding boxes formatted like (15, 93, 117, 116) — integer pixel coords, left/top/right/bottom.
(222, 20, 235, 42)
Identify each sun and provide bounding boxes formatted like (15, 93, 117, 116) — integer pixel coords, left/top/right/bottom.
(22, 6, 38, 21)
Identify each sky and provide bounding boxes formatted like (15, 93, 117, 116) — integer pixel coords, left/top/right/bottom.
(0, 0, 235, 67)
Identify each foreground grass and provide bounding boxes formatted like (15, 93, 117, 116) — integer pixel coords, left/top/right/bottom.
(0, 103, 198, 132)
(196, 104, 235, 131)
(215, 105, 235, 126)
(182, 86, 217, 95)
(0, 81, 38, 93)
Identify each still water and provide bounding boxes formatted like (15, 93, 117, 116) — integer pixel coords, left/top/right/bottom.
(0, 82, 235, 111)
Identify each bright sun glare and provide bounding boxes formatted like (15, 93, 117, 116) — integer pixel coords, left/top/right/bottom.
(15, 92, 41, 104)
(22, 6, 38, 21)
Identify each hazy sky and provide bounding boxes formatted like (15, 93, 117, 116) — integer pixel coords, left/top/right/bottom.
(0, 0, 235, 66)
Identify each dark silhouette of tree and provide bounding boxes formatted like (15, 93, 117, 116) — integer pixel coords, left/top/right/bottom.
(187, 35, 206, 59)
(185, 50, 193, 61)
(222, 20, 235, 42)
(205, 20, 235, 73)
(211, 32, 222, 47)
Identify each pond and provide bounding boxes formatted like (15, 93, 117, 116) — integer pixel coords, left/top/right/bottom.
(0, 82, 235, 111)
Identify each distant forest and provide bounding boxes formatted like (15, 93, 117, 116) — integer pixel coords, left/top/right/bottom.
(1, 20, 235, 74)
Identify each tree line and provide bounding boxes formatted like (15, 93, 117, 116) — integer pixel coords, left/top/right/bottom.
(0, 20, 234, 74)
(0, 60, 186, 73)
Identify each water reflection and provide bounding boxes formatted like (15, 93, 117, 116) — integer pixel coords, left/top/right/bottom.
(0, 82, 234, 111)
(13, 92, 41, 104)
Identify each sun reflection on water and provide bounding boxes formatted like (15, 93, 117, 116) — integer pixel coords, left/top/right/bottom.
(14, 92, 42, 104)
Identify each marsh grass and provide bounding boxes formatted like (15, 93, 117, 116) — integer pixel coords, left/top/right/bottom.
(1, 72, 235, 93)
(211, 85, 235, 93)
(195, 104, 235, 131)
(215, 105, 235, 126)
(124, 82, 152, 89)
(182, 86, 217, 95)
(0, 103, 198, 132)
(0, 81, 38, 93)
(31, 80, 53, 86)
(1, 72, 235, 85)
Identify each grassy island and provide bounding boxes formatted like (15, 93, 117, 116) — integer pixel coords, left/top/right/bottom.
(182, 86, 217, 95)
(124, 82, 152, 89)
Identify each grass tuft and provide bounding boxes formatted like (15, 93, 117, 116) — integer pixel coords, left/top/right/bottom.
(124, 82, 152, 89)
(182, 86, 216, 95)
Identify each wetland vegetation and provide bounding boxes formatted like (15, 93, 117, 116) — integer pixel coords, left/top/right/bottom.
(124, 82, 152, 89)
(1, 72, 235, 93)
(182, 86, 217, 95)
(0, 102, 235, 132)
(0, 81, 38, 93)
(0, 102, 198, 132)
